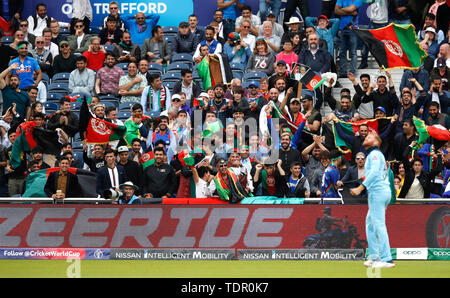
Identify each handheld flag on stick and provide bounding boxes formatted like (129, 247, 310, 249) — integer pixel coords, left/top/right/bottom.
(354, 23, 427, 70)
(300, 69, 325, 91)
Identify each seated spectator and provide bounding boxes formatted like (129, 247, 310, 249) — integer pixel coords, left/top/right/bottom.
(29, 148, 51, 170)
(69, 0, 92, 35)
(8, 41, 42, 90)
(281, 17, 303, 45)
(69, 55, 96, 96)
(113, 31, 141, 64)
(46, 97, 79, 139)
(17, 19, 36, 48)
(143, 147, 177, 198)
(298, 33, 331, 74)
(193, 26, 223, 62)
(44, 156, 81, 199)
(0, 64, 31, 120)
(142, 25, 172, 66)
(247, 81, 268, 120)
(83, 36, 107, 71)
(102, 1, 125, 30)
(99, 15, 123, 46)
(96, 148, 128, 197)
(105, 105, 123, 126)
(122, 11, 160, 47)
(50, 19, 67, 46)
(55, 143, 83, 169)
(137, 59, 152, 83)
(305, 15, 339, 57)
(422, 76, 449, 120)
(9, 30, 32, 52)
(224, 78, 249, 100)
(258, 20, 281, 53)
(188, 14, 205, 41)
(141, 73, 171, 112)
(430, 57, 449, 91)
(95, 52, 124, 96)
(246, 38, 276, 75)
(42, 28, 59, 59)
(210, 21, 226, 46)
(27, 3, 58, 37)
(426, 101, 450, 128)
(235, 5, 261, 37)
(145, 115, 177, 159)
(276, 39, 298, 72)
(418, 13, 445, 44)
(129, 138, 143, 163)
(67, 19, 91, 54)
(30, 36, 53, 77)
(421, 43, 436, 73)
(421, 27, 440, 58)
(236, 19, 256, 51)
(258, 12, 284, 38)
(53, 41, 77, 75)
(224, 32, 253, 66)
(172, 69, 202, 107)
(299, 26, 328, 52)
(118, 61, 147, 103)
(172, 21, 200, 56)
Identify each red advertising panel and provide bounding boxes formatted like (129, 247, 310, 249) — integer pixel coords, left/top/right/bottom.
(0, 205, 448, 249)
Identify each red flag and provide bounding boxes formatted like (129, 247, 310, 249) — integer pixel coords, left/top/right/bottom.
(85, 118, 127, 144)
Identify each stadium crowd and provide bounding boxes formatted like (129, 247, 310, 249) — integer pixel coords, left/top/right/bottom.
(0, 0, 448, 203)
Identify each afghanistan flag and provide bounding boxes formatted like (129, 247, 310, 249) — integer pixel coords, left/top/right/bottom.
(84, 117, 127, 145)
(178, 149, 206, 167)
(354, 23, 427, 70)
(202, 120, 223, 138)
(192, 97, 206, 108)
(196, 53, 232, 89)
(332, 118, 390, 154)
(139, 151, 154, 169)
(10, 122, 64, 169)
(413, 116, 450, 147)
(270, 101, 306, 134)
(300, 69, 325, 91)
(23, 167, 97, 198)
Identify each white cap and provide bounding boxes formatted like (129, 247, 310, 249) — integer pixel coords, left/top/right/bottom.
(199, 92, 209, 98)
(285, 17, 302, 25)
(117, 146, 128, 153)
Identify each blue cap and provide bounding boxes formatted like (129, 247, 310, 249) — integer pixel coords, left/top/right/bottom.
(248, 80, 259, 88)
(375, 106, 386, 114)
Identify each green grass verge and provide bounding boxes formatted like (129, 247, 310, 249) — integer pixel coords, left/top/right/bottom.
(0, 260, 449, 278)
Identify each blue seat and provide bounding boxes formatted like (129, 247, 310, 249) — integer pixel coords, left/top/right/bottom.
(41, 72, 50, 86)
(147, 63, 163, 75)
(145, 111, 160, 118)
(243, 71, 268, 82)
(162, 72, 182, 82)
(119, 101, 139, 111)
(60, 27, 70, 34)
(232, 71, 243, 81)
(52, 72, 71, 83)
(117, 111, 131, 120)
(171, 53, 194, 67)
(71, 140, 83, 150)
(1, 36, 13, 45)
(71, 150, 84, 168)
(70, 101, 82, 111)
(48, 83, 69, 95)
(167, 62, 191, 72)
(103, 101, 118, 108)
(70, 92, 91, 101)
(47, 92, 65, 102)
(163, 81, 177, 92)
(44, 102, 59, 112)
(116, 62, 129, 71)
(89, 27, 101, 34)
(103, 44, 115, 53)
(162, 26, 178, 37)
(229, 62, 246, 72)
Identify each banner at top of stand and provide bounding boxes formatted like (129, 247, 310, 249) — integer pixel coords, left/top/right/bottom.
(23, 0, 194, 28)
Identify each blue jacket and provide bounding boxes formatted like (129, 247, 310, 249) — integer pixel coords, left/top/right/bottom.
(223, 43, 252, 66)
(362, 147, 390, 192)
(122, 14, 160, 47)
(322, 164, 340, 198)
(305, 17, 340, 56)
(400, 68, 430, 92)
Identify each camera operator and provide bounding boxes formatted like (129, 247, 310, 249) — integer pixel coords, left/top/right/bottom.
(223, 32, 252, 66)
(113, 181, 142, 205)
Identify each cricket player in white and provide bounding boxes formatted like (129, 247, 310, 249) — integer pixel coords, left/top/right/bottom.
(351, 133, 395, 268)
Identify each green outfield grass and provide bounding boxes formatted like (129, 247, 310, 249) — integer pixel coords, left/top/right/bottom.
(0, 260, 449, 278)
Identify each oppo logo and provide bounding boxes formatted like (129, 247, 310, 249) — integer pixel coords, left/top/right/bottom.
(433, 251, 450, 256)
(402, 250, 422, 255)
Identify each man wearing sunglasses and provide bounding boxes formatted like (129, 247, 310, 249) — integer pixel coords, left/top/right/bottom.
(30, 36, 53, 78)
(67, 19, 92, 54)
(123, 11, 160, 47)
(18, 20, 36, 47)
(102, 1, 125, 31)
(53, 41, 76, 75)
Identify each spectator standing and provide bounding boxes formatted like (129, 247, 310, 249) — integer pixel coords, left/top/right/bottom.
(282, 16, 303, 44)
(235, 5, 261, 37)
(70, 0, 92, 35)
(18, 19, 35, 47)
(99, 15, 123, 46)
(44, 156, 81, 199)
(0, 31, 18, 72)
(334, 0, 362, 78)
(68, 55, 96, 96)
(96, 149, 128, 197)
(360, 72, 400, 117)
(117, 146, 144, 196)
(388, 0, 411, 25)
(399, 66, 430, 92)
(283, 0, 309, 29)
(430, 57, 448, 91)
(83, 36, 107, 71)
(298, 33, 331, 74)
(83, 143, 106, 172)
(102, 1, 125, 31)
(95, 52, 124, 96)
(305, 15, 340, 57)
(172, 21, 199, 56)
(213, 9, 225, 39)
(27, 3, 55, 37)
(49, 19, 66, 46)
(53, 41, 77, 75)
(66, 19, 92, 54)
(122, 12, 160, 47)
(217, 0, 245, 39)
(113, 31, 141, 63)
(143, 147, 177, 198)
(118, 62, 147, 103)
(259, 0, 282, 22)
(193, 26, 223, 61)
(276, 40, 298, 72)
(142, 25, 172, 66)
